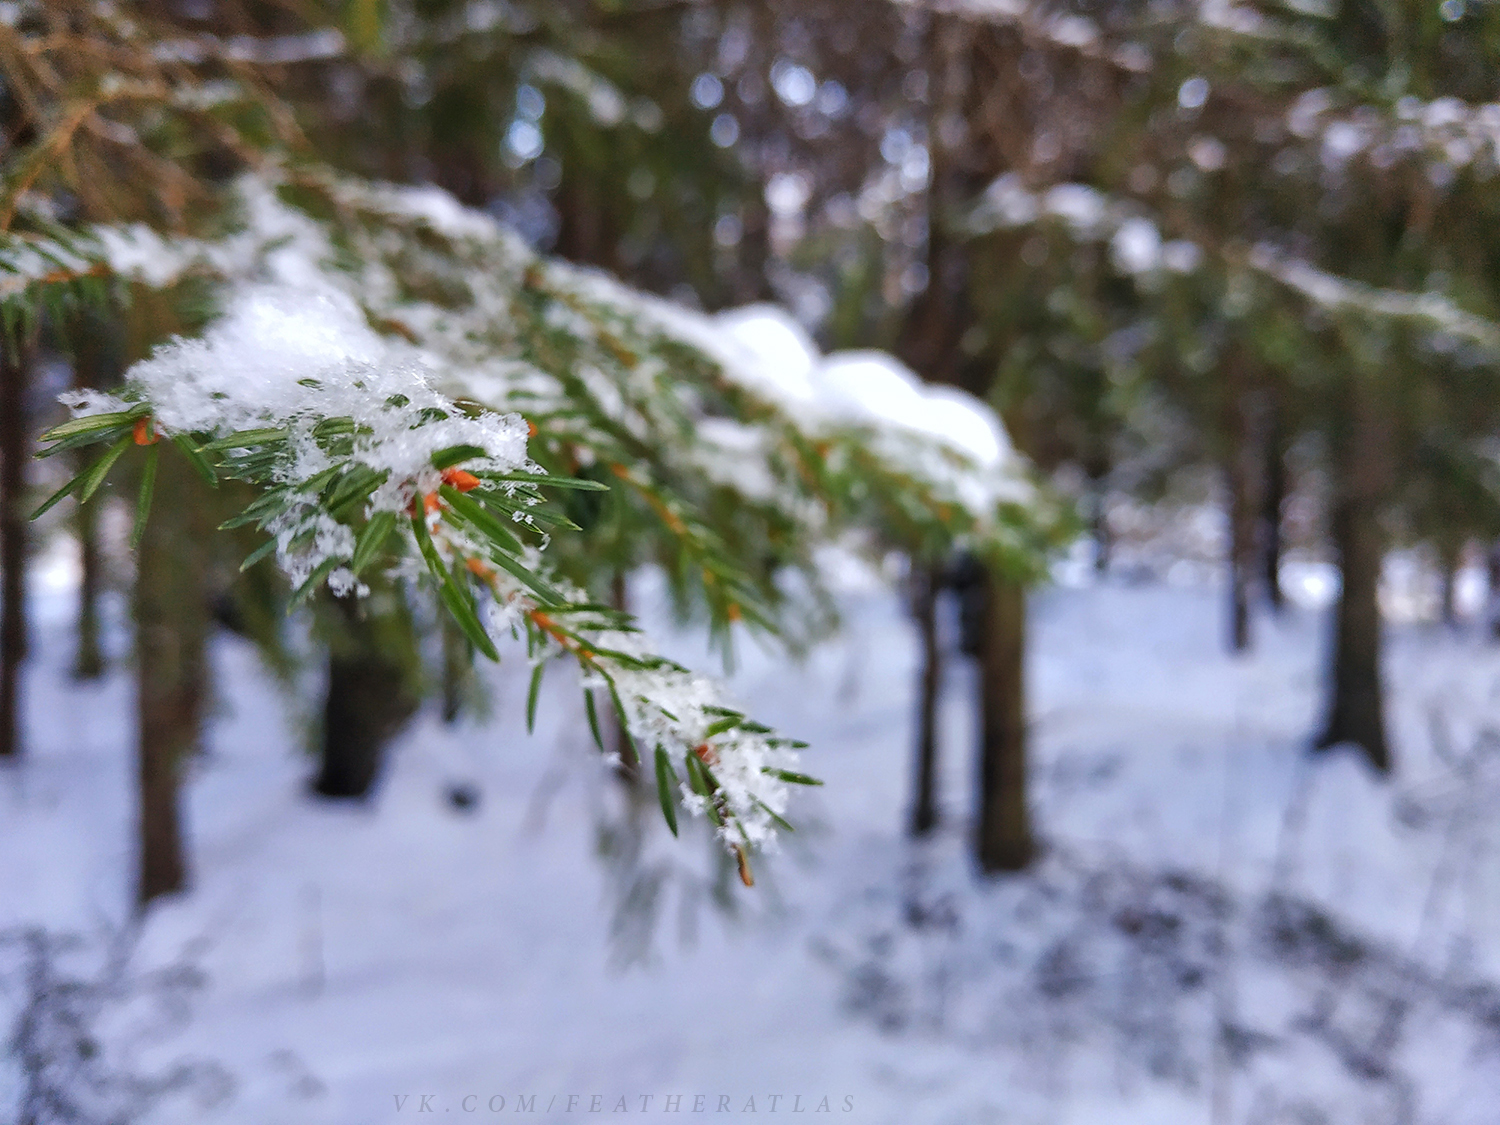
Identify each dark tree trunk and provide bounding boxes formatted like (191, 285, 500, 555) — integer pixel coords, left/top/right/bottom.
(1438, 543, 1459, 627)
(440, 614, 470, 725)
(1262, 413, 1286, 612)
(72, 493, 105, 679)
(1316, 497, 1389, 770)
(314, 593, 422, 799)
(555, 174, 620, 274)
(1489, 541, 1500, 642)
(1226, 452, 1256, 654)
(316, 652, 404, 798)
(1223, 362, 1262, 654)
(730, 198, 778, 306)
(135, 452, 212, 906)
(609, 570, 638, 782)
(976, 571, 1033, 872)
(1082, 452, 1112, 575)
(70, 318, 117, 679)
(1, 340, 30, 760)
(1090, 484, 1111, 574)
(1315, 387, 1391, 773)
(892, 12, 981, 396)
(909, 563, 942, 836)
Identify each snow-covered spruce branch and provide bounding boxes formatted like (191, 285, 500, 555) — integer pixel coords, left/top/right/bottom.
(31, 283, 814, 878)
(125, 168, 1045, 576)
(10, 168, 1045, 584)
(476, 566, 815, 879)
(0, 224, 115, 341)
(965, 173, 1500, 351)
(309, 169, 1044, 566)
(1247, 244, 1500, 350)
(908, 0, 1500, 192)
(1282, 88, 1500, 185)
(9, 176, 825, 643)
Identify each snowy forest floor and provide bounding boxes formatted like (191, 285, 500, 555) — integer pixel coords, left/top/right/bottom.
(5, 559, 1500, 1125)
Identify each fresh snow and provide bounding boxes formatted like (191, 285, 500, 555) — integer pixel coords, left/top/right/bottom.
(712, 305, 1013, 470)
(5, 559, 1500, 1124)
(816, 353, 1008, 470)
(709, 305, 1027, 514)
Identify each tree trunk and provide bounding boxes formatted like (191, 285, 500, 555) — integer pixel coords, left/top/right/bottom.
(1316, 497, 1389, 770)
(1091, 484, 1111, 574)
(1, 340, 30, 760)
(71, 462, 106, 679)
(976, 571, 1033, 871)
(316, 650, 402, 798)
(1223, 364, 1262, 654)
(1315, 387, 1391, 773)
(314, 592, 422, 799)
(1437, 542, 1459, 627)
(440, 614, 470, 724)
(1488, 541, 1500, 642)
(135, 452, 212, 906)
(733, 198, 777, 305)
(555, 174, 620, 274)
(1226, 453, 1255, 654)
(909, 563, 942, 836)
(609, 570, 638, 782)
(70, 318, 117, 679)
(1262, 413, 1286, 612)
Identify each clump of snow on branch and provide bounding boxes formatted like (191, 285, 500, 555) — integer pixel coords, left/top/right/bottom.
(552, 280, 1033, 535)
(63, 282, 532, 593)
(582, 628, 799, 849)
(130, 283, 529, 483)
(710, 304, 1029, 514)
(467, 563, 804, 852)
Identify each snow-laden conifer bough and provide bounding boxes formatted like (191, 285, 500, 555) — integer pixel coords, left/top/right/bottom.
(18, 170, 1048, 885)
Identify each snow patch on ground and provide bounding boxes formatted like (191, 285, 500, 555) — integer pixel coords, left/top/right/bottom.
(4, 576, 1500, 1123)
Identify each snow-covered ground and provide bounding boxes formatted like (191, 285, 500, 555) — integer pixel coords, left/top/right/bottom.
(5, 562, 1500, 1124)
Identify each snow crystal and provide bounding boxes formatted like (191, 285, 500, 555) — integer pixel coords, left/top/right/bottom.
(73, 280, 531, 588)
